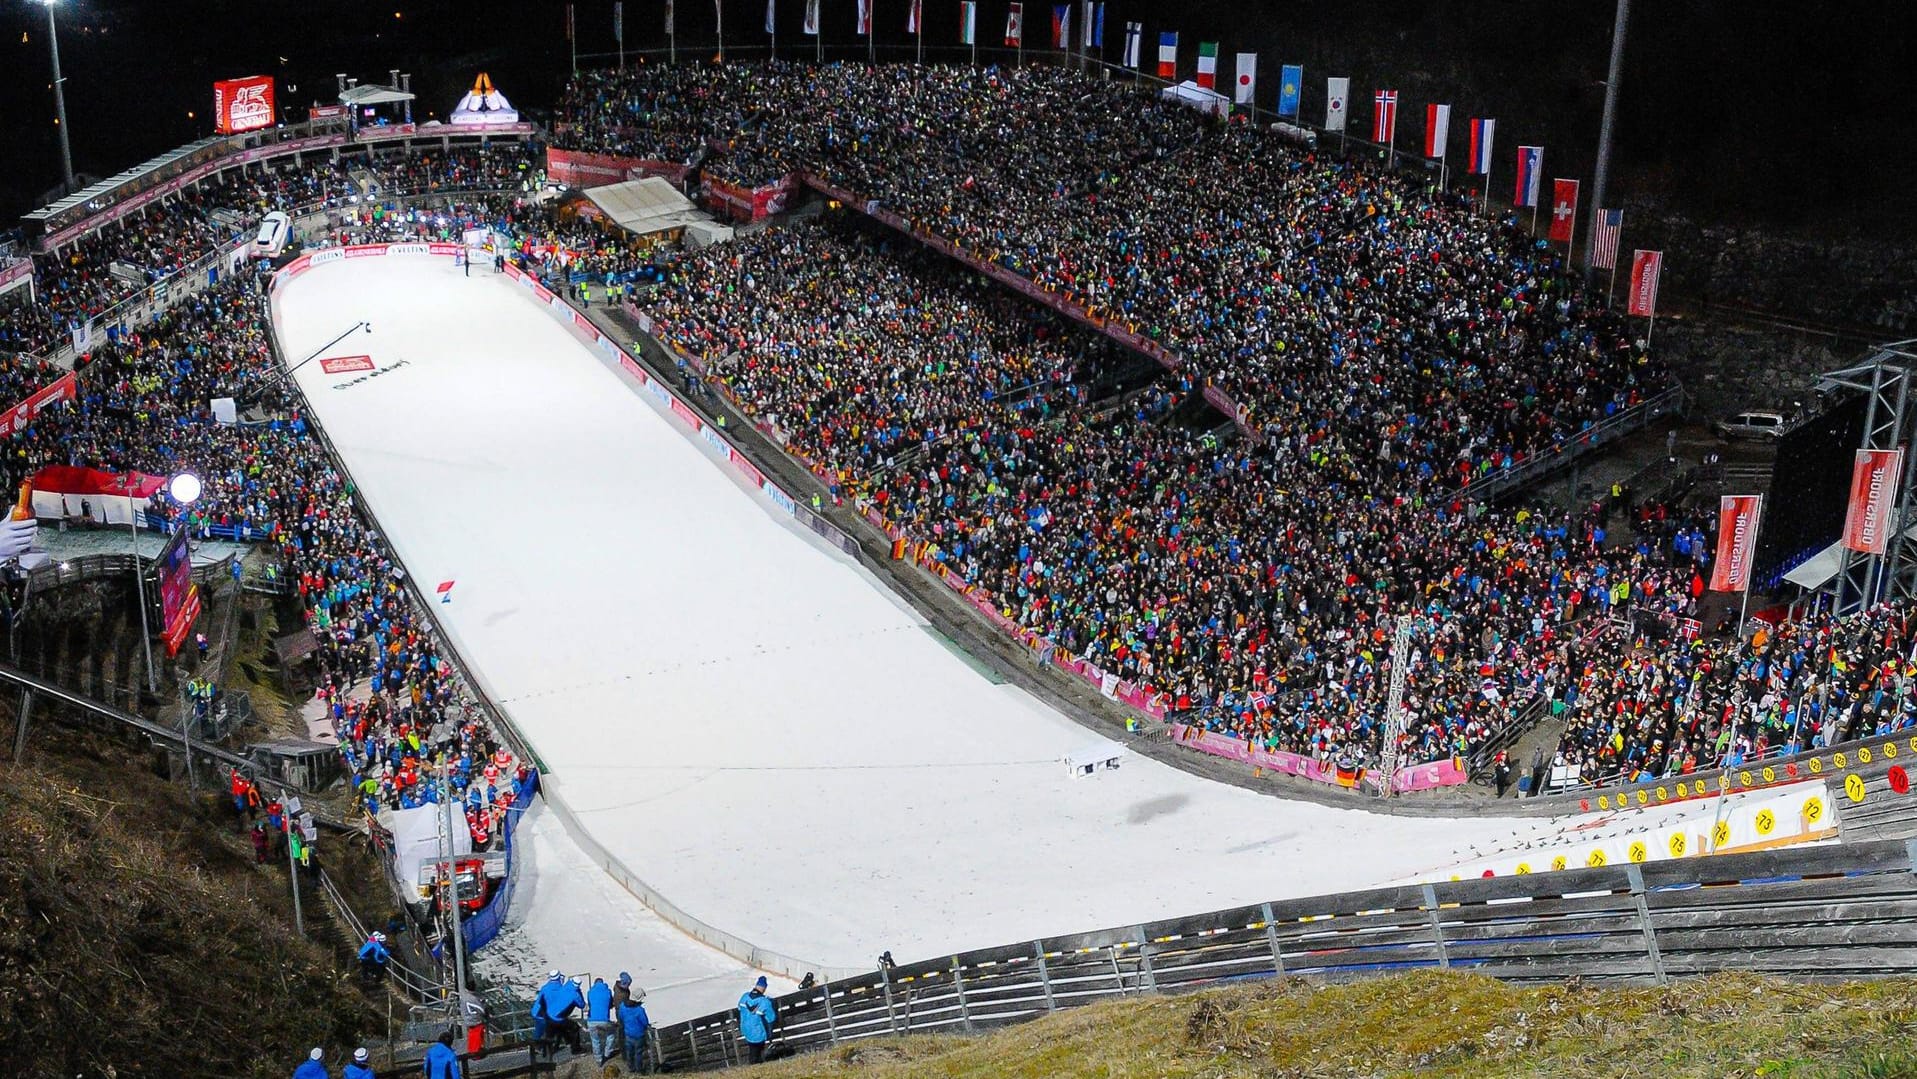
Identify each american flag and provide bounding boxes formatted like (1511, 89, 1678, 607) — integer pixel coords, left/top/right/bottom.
(1591, 208, 1624, 270)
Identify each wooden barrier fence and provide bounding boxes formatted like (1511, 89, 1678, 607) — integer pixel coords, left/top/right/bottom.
(650, 839, 1917, 1071)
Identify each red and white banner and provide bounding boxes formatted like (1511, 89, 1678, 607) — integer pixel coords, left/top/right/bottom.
(545, 147, 690, 187)
(309, 104, 347, 121)
(1005, 2, 1022, 43)
(1424, 103, 1450, 159)
(214, 76, 275, 134)
(701, 173, 799, 221)
(1843, 448, 1904, 555)
(0, 372, 78, 439)
(1710, 494, 1764, 593)
(1548, 178, 1579, 243)
(1628, 249, 1663, 317)
(319, 355, 376, 374)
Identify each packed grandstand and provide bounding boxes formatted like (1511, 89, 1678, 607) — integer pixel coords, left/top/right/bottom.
(1, 63, 1910, 837)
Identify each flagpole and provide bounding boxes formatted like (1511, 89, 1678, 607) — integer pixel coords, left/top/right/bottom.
(717, 0, 725, 61)
(869, 1, 875, 62)
(1483, 155, 1494, 219)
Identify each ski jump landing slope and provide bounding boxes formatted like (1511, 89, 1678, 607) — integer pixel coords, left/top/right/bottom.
(272, 254, 1529, 974)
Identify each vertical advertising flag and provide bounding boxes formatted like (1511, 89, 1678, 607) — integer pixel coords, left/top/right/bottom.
(1424, 103, 1451, 159)
(1468, 118, 1495, 174)
(1628, 250, 1663, 316)
(1006, 2, 1023, 43)
(960, 0, 976, 43)
(1122, 21, 1141, 67)
(1052, 4, 1069, 47)
(1277, 64, 1302, 118)
(1591, 208, 1624, 270)
(1844, 449, 1906, 555)
(1233, 54, 1257, 105)
(803, 0, 819, 32)
(1196, 43, 1219, 89)
(1325, 76, 1349, 132)
(1548, 178, 1580, 242)
(1157, 32, 1178, 77)
(1709, 495, 1764, 593)
(1372, 89, 1398, 145)
(1091, 2, 1104, 47)
(1514, 146, 1543, 207)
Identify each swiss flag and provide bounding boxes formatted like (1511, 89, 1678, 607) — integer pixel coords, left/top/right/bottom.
(1548, 178, 1579, 243)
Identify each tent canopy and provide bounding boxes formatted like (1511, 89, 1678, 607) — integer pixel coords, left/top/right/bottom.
(1159, 80, 1232, 117)
(340, 84, 415, 107)
(1782, 512, 1917, 591)
(584, 177, 711, 237)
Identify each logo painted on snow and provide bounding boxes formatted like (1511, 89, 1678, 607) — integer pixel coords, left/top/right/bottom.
(319, 355, 376, 374)
(331, 358, 412, 390)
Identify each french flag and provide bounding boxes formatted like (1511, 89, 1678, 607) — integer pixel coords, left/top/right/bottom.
(1468, 118, 1495, 176)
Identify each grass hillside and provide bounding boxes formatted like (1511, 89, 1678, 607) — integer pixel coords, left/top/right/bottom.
(0, 728, 379, 1079)
(757, 971, 1917, 1079)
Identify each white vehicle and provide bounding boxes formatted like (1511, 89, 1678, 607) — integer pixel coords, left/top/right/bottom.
(252, 212, 292, 258)
(1712, 409, 1789, 441)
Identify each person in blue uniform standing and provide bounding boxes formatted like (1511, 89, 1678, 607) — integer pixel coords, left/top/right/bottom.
(737, 976, 778, 1064)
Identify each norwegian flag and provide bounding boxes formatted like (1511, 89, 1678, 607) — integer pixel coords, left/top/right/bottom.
(1548, 178, 1580, 243)
(1372, 89, 1398, 145)
(1424, 103, 1450, 159)
(1005, 2, 1022, 43)
(1468, 118, 1495, 175)
(1591, 208, 1624, 270)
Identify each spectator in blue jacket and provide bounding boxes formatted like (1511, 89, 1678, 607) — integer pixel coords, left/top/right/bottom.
(586, 976, 617, 1065)
(343, 1047, 375, 1079)
(618, 984, 651, 1073)
(423, 1029, 462, 1079)
(737, 976, 777, 1064)
(291, 1047, 328, 1079)
(531, 971, 586, 1056)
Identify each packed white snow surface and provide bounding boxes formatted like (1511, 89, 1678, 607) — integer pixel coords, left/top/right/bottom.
(470, 799, 795, 1022)
(274, 253, 1537, 979)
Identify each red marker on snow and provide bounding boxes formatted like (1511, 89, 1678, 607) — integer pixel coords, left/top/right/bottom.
(437, 579, 455, 604)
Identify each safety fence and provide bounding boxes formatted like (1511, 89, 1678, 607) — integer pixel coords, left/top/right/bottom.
(459, 773, 541, 953)
(647, 838, 1917, 1071)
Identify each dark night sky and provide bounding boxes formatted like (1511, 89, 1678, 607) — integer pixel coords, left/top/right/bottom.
(1, 0, 1910, 235)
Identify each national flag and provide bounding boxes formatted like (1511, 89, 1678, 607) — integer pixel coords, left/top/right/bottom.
(1591, 208, 1623, 270)
(1628, 249, 1663, 317)
(1005, 2, 1022, 44)
(1424, 103, 1450, 159)
(1372, 89, 1398, 145)
(1468, 118, 1495, 175)
(1196, 42, 1219, 89)
(803, 0, 818, 33)
(1325, 76, 1349, 132)
(1514, 145, 1543, 207)
(766, 0, 775, 32)
(1278, 64, 1302, 117)
(1548, 178, 1579, 242)
(715, 0, 725, 35)
(1233, 54, 1257, 105)
(1122, 21, 1141, 68)
(1157, 31, 1177, 77)
(1709, 495, 1763, 593)
(960, 0, 976, 43)
(856, 0, 871, 34)
(1090, 2, 1104, 47)
(436, 580, 456, 604)
(908, 0, 921, 31)
(1052, 4, 1069, 48)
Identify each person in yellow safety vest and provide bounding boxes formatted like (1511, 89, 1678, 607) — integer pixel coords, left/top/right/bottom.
(811, 493, 823, 511)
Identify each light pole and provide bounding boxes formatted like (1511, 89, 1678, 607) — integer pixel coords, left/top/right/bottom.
(1585, 0, 1631, 275)
(42, 0, 76, 193)
(126, 475, 157, 697)
(169, 472, 201, 787)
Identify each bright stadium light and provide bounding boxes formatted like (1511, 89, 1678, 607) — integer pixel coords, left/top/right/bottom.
(168, 472, 203, 505)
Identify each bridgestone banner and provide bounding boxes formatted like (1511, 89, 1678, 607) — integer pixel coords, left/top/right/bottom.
(1843, 448, 1904, 555)
(1710, 494, 1764, 592)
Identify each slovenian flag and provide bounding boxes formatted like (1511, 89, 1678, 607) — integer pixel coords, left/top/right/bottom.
(1469, 118, 1495, 175)
(1196, 42, 1218, 89)
(1514, 145, 1543, 207)
(1157, 31, 1177, 77)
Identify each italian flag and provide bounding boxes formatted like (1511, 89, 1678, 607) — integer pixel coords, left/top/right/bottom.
(1196, 42, 1218, 89)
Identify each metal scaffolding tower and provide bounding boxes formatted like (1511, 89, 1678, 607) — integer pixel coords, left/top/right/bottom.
(1819, 340, 1917, 613)
(1376, 614, 1415, 798)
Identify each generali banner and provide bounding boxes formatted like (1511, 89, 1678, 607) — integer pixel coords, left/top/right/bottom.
(1843, 448, 1905, 555)
(214, 76, 275, 134)
(1710, 493, 1764, 592)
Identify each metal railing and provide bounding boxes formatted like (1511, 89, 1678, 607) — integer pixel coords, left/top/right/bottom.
(647, 838, 1917, 1072)
(1463, 384, 1688, 501)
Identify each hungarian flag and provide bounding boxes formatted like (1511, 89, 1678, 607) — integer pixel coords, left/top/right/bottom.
(1233, 54, 1256, 105)
(1051, 4, 1069, 48)
(1468, 118, 1495, 175)
(1591, 208, 1623, 270)
(1628, 249, 1663, 317)
(1424, 103, 1450, 159)
(1325, 77, 1349, 132)
(959, 0, 976, 43)
(1157, 31, 1177, 77)
(1548, 178, 1579, 242)
(1122, 21, 1141, 68)
(1196, 42, 1219, 89)
(1709, 495, 1763, 593)
(1514, 145, 1542, 206)
(1005, 2, 1022, 44)
(1372, 89, 1398, 145)
(908, 0, 920, 32)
